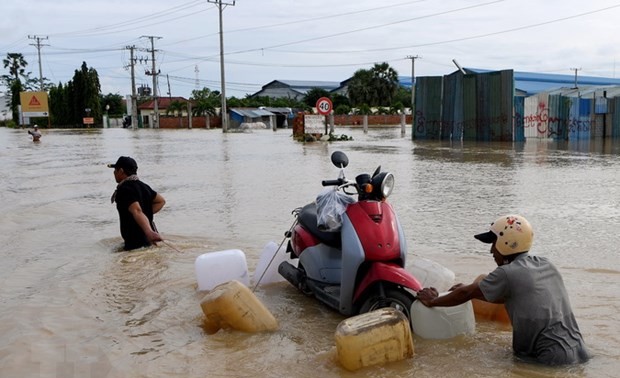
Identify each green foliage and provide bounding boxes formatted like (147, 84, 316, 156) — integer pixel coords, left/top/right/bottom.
(356, 103, 371, 115)
(48, 62, 101, 127)
(347, 62, 399, 108)
(9, 80, 23, 123)
(393, 87, 412, 110)
(334, 104, 351, 115)
(190, 87, 219, 116)
(166, 100, 188, 127)
(2, 53, 30, 123)
(327, 132, 353, 141)
(331, 93, 350, 109)
(100, 93, 125, 116)
(303, 88, 331, 108)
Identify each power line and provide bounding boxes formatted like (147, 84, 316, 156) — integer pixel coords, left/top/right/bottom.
(222, 0, 505, 57)
(267, 3, 620, 55)
(48, 1, 207, 38)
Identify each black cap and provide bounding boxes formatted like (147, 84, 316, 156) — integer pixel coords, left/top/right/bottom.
(107, 156, 138, 172)
(474, 231, 497, 244)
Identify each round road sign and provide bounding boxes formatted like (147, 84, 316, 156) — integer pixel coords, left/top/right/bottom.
(316, 97, 333, 115)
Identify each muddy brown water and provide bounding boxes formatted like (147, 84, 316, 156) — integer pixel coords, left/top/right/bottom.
(1, 127, 619, 377)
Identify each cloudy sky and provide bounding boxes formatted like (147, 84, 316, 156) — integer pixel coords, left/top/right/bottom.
(2, 0, 620, 99)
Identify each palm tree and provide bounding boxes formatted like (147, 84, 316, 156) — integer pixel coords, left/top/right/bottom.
(3, 53, 28, 81)
(348, 69, 374, 107)
(166, 100, 188, 128)
(191, 88, 219, 116)
(371, 62, 399, 106)
(2, 53, 29, 123)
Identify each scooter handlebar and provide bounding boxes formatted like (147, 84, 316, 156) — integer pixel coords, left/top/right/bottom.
(322, 178, 344, 186)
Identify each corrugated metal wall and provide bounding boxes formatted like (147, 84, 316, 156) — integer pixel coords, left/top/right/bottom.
(518, 89, 620, 140)
(414, 70, 517, 141)
(413, 76, 442, 139)
(414, 70, 620, 141)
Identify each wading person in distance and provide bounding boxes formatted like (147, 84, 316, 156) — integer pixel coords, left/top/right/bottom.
(108, 156, 166, 251)
(417, 214, 590, 366)
(28, 125, 41, 142)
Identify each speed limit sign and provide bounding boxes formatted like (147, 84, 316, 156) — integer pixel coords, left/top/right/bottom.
(316, 97, 333, 115)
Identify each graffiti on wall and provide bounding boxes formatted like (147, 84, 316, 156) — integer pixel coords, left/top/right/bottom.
(520, 102, 592, 137)
(414, 110, 510, 136)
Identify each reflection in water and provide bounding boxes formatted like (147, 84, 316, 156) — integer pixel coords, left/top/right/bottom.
(0, 127, 618, 377)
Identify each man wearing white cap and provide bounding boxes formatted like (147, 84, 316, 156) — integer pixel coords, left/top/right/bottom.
(417, 214, 590, 366)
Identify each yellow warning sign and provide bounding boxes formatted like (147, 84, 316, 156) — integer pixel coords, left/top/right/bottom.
(20, 91, 49, 113)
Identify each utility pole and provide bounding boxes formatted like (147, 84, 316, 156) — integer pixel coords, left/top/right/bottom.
(207, 0, 235, 133)
(406, 55, 420, 116)
(28, 35, 48, 91)
(570, 67, 582, 89)
(142, 35, 162, 128)
(126, 45, 138, 129)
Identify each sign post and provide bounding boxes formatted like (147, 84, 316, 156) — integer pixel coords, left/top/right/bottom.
(316, 97, 333, 134)
(316, 97, 333, 116)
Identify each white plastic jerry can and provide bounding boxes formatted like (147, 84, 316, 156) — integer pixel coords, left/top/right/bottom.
(195, 249, 250, 291)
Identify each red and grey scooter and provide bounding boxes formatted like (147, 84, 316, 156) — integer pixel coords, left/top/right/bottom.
(278, 151, 422, 320)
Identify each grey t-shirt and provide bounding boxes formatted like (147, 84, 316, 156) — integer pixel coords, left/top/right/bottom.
(479, 253, 590, 365)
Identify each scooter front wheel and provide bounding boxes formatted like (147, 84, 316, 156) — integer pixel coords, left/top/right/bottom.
(359, 287, 414, 321)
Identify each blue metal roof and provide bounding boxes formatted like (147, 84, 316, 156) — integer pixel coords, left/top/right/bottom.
(230, 108, 275, 118)
(465, 68, 620, 95)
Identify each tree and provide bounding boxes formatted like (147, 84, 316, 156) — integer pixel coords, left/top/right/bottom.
(347, 62, 400, 108)
(347, 69, 375, 107)
(190, 88, 220, 116)
(100, 93, 125, 117)
(47, 62, 102, 127)
(2, 53, 30, 123)
(71, 62, 101, 126)
(166, 100, 188, 128)
(371, 62, 399, 106)
(303, 88, 331, 108)
(3, 53, 27, 81)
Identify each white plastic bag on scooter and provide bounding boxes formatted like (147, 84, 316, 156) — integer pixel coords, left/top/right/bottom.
(315, 187, 355, 232)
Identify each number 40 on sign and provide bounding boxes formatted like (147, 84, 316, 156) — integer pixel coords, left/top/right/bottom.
(316, 97, 333, 115)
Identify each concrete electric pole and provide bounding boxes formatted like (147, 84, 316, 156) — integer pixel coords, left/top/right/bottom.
(406, 55, 420, 116)
(142, 35, 162, 128)
(28, 35, 48, 91)
(207, 0, 235, 133)
(126, 45, 138, 129)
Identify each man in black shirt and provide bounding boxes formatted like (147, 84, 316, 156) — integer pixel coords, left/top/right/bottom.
(108, 156, 166, 250)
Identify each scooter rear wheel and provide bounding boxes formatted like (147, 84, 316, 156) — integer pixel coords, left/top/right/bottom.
(359, 287, 414, 321)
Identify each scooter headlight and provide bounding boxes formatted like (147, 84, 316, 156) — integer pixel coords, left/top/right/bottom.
(370, 172, 394, 199)
(380, 172, 395, 198)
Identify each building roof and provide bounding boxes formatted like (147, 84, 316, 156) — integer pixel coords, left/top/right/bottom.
(251, 80, 342, 98)
(139, 96, 191, 110)
(465, 68, 620, 95)
(230, 108, 275, 118)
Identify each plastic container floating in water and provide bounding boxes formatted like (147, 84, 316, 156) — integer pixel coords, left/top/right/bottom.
(252, 241, 292, 286)
(472, 299, 511, 327)
(408, 256, 456, 293)
(335, 307, 414, 371)
(195, 249, 249, 291)
(200, 280, 278, 334)
(410, 295, 475, 339)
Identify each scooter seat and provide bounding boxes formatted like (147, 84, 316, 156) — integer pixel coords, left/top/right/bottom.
(298, 203, 342, 248)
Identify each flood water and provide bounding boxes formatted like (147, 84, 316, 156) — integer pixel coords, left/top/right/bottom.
(1, 126, 619, 378)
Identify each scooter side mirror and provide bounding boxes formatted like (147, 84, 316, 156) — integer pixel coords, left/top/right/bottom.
(331, 151, 349, 168)
(372, 165, 381, 178)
